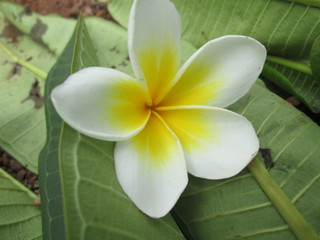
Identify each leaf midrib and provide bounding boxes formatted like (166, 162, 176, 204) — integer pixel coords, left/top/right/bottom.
(0, 41, 48, 80)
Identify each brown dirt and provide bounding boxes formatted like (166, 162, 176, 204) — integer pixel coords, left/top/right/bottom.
(8, 0, 115, 21)
(0, 149, 39, 193)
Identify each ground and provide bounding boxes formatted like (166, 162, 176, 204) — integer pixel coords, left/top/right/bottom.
(9, 0, 113, 19)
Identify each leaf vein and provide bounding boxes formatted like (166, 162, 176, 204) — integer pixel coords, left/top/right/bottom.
(283, 4, 309, 55)
(273, 122, 314, 162)
(292, 173, 320, 203)
(188, 202, 271, 225)
(267, 2, 294, 49)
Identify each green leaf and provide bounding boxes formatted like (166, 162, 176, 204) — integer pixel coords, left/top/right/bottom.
(85, 17, 133, 75)
(0, 1, 79, 173)
(71, 16, 100, 72)
(310, 36, 320, 80)
(0, 11, 56, 173)
(282, 0, 320, 8)
(38, 31, 77, 240)
(0, 168, 42, 240)
(108, 0, 320, 112)
(0, 1, 79, 172)
(39, 15, 104, 240)
(262, 61, 320, 112)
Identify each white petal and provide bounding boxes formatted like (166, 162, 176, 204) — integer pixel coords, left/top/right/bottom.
(51, 67, 150, 141)
(128, 0, 181, 103)
(115, 113, 188, 218)
(158, 106, 259, 179)
(160, 36, 266, 107)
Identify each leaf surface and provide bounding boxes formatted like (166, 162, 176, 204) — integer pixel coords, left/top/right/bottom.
(0, 10, 56, 173)
(38, 31, 76, 240)
(310, 36, 320, 80)
(263, 61, 320, 112)
(0, 168, 42, 240)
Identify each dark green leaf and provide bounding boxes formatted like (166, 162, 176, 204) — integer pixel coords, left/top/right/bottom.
(310, 36, 320, 80)
(38, 25, 76, 240)
(39, 15, 100, 240)
(262, 62, 320, 112)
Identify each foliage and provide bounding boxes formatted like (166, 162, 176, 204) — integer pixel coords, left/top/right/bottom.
(0, 0, 319, 239)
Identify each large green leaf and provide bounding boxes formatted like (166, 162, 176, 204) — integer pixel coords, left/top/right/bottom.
(108, 0, 320, 113)
(0, 168, 42, 240)
(310, 35, 320, 80)
(0, 1, 79, 172)
(0, 10, 55, 173)
(263, 61, 320, 111)
(38, 32, 76, 240)
(41, 16, 185, 239)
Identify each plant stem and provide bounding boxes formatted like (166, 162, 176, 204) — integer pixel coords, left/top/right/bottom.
(248, 158, 319, 240)
(0, 42, 47, 80)
(267, 55, 312, 75)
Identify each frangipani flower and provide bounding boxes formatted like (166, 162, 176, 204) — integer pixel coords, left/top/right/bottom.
(51, 0, 266, 218)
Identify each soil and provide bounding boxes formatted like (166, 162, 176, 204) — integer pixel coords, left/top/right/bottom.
(0, 0, 115, 193)
(8, 0, 115, 20)
(0, 149, 39, 193)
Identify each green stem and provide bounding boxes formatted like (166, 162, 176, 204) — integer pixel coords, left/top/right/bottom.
(267, 55, 312, 75)
(0, 42, 47, 80)
(248, 158, 319, 240)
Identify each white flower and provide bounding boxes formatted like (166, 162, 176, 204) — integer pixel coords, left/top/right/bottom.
(51, 0, 266, 218)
